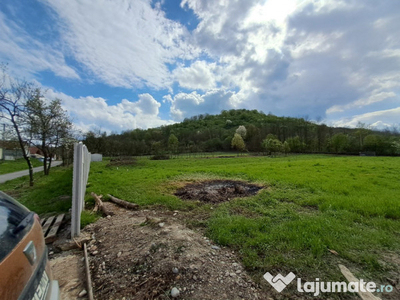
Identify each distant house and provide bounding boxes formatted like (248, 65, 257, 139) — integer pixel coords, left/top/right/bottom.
(0, 141, 29, 160)
(29, 146, 44, 157)
(29, 146, 57, 160)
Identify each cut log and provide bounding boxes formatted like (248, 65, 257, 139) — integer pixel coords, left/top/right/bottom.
(107, 194, 139, 210)
(91, 192, 114, 216)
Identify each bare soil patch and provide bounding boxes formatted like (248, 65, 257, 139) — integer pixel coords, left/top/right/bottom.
(174, 180, 263, 203)
(83, 203, 268, 300)
(50, 250, 87, 300)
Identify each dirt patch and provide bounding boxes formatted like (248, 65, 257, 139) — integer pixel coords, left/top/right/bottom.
(83, 203, 268, 300)
(107, 157, 137, 167)
(50, 250, 87, 300)
(174, 180, 263, 203)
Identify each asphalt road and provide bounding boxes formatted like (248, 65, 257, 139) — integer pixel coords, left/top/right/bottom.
(0, 161, 63, 184)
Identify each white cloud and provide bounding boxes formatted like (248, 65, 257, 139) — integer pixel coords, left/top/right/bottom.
(44, 89, 172, 133)
(331, 107, 400, 129)
(326, 91, 396, 114)
(168, 89, 236, 121)
(173, 61, 217, 90)
(0, 11, 79, 79)
(39, 0, 197, 89)
(121, 93, 161, 115)
(177, 0, 400, 124)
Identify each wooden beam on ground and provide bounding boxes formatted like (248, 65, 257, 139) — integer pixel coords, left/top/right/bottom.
(45, 214, 65, 244)
(107, 194, 139, 210)
(83, 243, 94, 300)
(91, 192, 114, 216)
(339, 264, 382, 300)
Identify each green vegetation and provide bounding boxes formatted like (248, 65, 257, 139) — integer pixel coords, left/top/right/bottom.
(0, 166, 73, 215)
(2, 153, 399, 292)
(0, 158, 42, 175)
(84, 155, 400, 286)
(84, 109, 400, 157)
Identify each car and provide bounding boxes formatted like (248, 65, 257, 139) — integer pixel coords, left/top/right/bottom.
(0, 191, 60, 300)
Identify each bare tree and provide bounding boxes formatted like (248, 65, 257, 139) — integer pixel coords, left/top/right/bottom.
(0, 65, 36, 185)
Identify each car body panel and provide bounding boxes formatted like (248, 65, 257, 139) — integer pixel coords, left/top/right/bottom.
(0, 191, 60, 300)
(0, 220, 46, 299)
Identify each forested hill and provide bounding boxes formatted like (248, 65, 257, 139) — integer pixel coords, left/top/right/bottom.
(84, 109, 400, 156)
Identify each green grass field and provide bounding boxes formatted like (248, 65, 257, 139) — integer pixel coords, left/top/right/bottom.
(0, 158, 42, 175)
(86, 155, 400, 292)
(1, 154, 399, 298)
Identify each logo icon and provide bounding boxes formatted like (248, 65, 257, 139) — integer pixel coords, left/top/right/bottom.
(263, 272, 296, 292)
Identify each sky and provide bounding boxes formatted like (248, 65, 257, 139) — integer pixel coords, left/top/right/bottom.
(0, 0, 399, 133)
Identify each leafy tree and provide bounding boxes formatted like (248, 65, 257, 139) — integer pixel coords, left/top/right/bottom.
(331, 133, 348, 154)
(231, 133, 245, 153)
(262, 137, 283, 156)
(286, 136, 305, 153)
(25, 92, 72, 175)
(236, 125, 247, 139)
(282, 141, 290, 155)
(168, 134, 179, 154)
(355, 122, 371, 149)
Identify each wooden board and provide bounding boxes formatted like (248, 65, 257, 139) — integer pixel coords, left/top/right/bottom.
(45, 214, 65, 244)
(41, 216, 55, 236)
(339, 264, 382, 300)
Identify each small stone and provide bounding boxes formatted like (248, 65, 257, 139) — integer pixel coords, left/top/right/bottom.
(236, 269, 241, 274)
(49, 251, 54, 255)
(106, 215, 111, 219)
(193, 275, 197, 280)
(91, 251, 98, 255)
(117, 251, 122, 258)
(230, 273, 236, 277)
(232, 263, 238, 267)
(159, 222, 165, 228)
(211, 245, 220, 250)
(171, 287, 180, 298)
(78, 289, 87, 297)
(172, 267, 179, 274)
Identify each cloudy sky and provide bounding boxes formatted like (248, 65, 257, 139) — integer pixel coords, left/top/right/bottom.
(0, 0, 399, 132)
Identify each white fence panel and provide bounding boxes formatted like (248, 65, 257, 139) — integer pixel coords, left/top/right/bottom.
(71, 142, 91, 237)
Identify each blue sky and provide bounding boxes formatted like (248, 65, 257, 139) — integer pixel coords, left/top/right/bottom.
(0, 0, 399, 133)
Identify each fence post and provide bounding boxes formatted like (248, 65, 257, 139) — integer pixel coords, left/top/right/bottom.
(71, 142, 91, 237)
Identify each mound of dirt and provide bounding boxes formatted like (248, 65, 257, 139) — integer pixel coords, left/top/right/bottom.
(175, 180, 263, 203)
(83, 203, 268, 300)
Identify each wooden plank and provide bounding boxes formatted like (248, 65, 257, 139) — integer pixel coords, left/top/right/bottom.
(41, 216, 55, 236)
(84, 243, 94, 300)
(339, 264, 382, 300)
(45, 214, 65, 244)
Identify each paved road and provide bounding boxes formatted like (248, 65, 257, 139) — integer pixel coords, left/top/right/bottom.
(0, 161, 63, 184)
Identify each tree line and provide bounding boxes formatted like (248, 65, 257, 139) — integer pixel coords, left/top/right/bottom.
(84, 109, 400, 157)
(0, 65, 74, 185)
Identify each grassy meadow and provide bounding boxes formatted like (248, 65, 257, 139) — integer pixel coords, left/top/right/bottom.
(0, 158, 42, 175)
(1, 154, 399, 297)
(86, 154, 400, 292)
